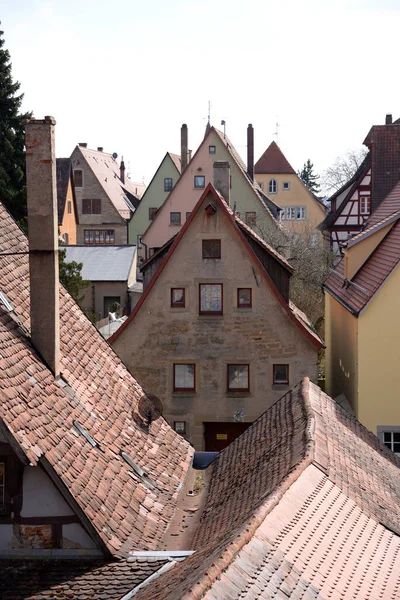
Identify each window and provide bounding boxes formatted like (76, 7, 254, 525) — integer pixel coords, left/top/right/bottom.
(63, 232, 69, 244)
(164, 178, 173, 192)
(0, 460, 5, 515)
(283, 182, 290, 190)
(377, 427, 400, 455)
(245, 212, 257, 226)
(74, 170, 83, 187)
(237, 288, 252, 308)
(82, 198, 101, 214)
(174, 421, 186, 435)
(268, 179, 277, 194)
(282, 206, 306, 221)
(84, 229, 115, 244)
(170, 212, 181, 225)
(199, 283, 222, 315)
(171, 288, 185, 307)
(209, 145, 216, 154)
(149, 207, 158, 221)
(273, 364, 289, 385)
(360, 196, 371, 215)
(173, 364, 195, 391)
(202, 239, 221, 259)
(67, 201, 72, 214)
(228, 364, 249, 392)
(194, 175, 205, 188)
(186, 212, 191, 221)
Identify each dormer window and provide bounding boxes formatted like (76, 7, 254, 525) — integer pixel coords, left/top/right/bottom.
(268, 179, 277, 194)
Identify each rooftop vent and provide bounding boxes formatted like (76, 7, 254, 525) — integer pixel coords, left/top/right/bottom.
(79, 143, 87, 148)
(73, 420, 97, 448)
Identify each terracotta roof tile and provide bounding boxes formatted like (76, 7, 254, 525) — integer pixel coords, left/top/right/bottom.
(0, 202, 193, 557)
(168, 152, 182, 173)
(134, 379, 400, 600)
(254, 141, 296, 175)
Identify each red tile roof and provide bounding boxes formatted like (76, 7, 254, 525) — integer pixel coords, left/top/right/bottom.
(0, 558, 167, 599)
(366, 180, 400, 228)
(134, 379, 400, 600)
(254, 141, 296, 175)
(168, 152, 182, 173)
(0, 203, 193, 557)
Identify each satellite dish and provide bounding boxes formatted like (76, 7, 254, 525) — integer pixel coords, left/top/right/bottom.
(133, 393, 164, 429)
(112, 152, 118, 159)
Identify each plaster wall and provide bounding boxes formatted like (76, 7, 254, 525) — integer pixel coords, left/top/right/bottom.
(142, 130, 274, 253)
(324, 292, 358, 414)
(358, 266, 400, 434)
(81, 281, 130, 319)
(21, 466, 74, 517)
(113, 196, 318, 449)
(345, 223, 393, 279)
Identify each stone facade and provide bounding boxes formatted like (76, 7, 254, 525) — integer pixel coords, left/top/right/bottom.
(112, 190, 320, 449)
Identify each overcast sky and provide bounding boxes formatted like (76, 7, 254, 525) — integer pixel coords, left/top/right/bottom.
(2, 0, 399, 185)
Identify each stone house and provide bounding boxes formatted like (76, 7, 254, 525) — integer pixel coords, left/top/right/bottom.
(110, 184, 323, 450)
(57, 158, 78, 244)
(140, 124, 281, 258)
(70, 144, 145, 245)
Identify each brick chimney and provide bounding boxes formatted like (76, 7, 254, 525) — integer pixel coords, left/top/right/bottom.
(120, 157, 125, 184)
(97, 146, 103, 152)
(25, 116, 60, 378)
(79, 142, 87, 148)
(247, 124, 254, 181)
(213, 161, 230, 205)
(386, 114, 392, 125)
(181, 124, 188, 172)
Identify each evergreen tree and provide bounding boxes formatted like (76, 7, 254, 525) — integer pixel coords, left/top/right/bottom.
(298, 159, 321, 195)
(0, 25, 31, 224)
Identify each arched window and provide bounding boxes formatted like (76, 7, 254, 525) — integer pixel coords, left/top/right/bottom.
(268, 179, 277, 194)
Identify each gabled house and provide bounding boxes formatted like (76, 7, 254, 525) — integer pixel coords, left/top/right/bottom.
(56, 158, 78, 244)
(110, 184, 323, 450)
(132, 379, 400, 600)
(0, 117, 192, 591)
(70, 144, 146, 245)
(140, 124, 281, 258)
(320, 114, 400, 254)
(324, 181, 400, 444)
(128, 152, 181, 247)
(64, 244, 141, 320)
(255, 141, 326, 232)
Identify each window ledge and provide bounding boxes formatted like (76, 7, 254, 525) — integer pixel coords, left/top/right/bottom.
(171, 392, 198, 398)
(225, 392, 253, 398)
(272, 384, 289, 390)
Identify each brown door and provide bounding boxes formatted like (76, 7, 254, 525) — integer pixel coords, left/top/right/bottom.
(204, 422, 252, 452)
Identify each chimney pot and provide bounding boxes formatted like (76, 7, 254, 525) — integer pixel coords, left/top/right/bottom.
(213, 161, 230, 205)
(79, 142, 87, 148)
(247, 124, 254, 181)
(181, 124, 188, 172)
(97, 146, 103, 152)
(120, 157, 126, 184)
(385, 114, 393, 125)
(25, 117, 60, 377)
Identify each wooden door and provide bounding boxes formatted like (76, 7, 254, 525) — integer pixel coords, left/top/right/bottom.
(204, 422, 252, 452)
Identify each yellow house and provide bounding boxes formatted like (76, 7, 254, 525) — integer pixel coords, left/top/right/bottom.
(255, 142, 326, 235)
(324, 181, 400, 453)
(57, 158, 78, 244)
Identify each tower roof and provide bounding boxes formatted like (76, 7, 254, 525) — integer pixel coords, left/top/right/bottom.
(255, 141, 296, 175)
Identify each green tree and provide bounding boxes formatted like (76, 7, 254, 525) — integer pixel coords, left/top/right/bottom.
(58, 248, 90, 305)
(0, 24, 31, 225)
(298, 159, 321, 195)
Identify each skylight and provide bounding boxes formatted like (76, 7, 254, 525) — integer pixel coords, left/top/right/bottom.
(0, 292, 13, 312)
(73, 420, 97, 448)
(120, 450, 156, 490)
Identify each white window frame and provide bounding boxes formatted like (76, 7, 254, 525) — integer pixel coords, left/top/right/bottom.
(377, 426, 400, 455)
(282, 181, 290, 190)
(268, 179, 277, 194)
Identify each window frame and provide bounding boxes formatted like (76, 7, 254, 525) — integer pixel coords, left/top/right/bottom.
(377, 426, 400, 455)
(202, 239, 221, 259)
(273, 364, 289, 385)
(67, 201, 72, 214)
(74, 170, 83, 187)
(149, 207, 158, 221)
(164, 177, 173, 192)
(199, 283, 223, 315)
(360, 195, 371, 215)
(170, 212, 181, 225)
(173, 364, 196, 392)
(227, 364, 250, 393)
(237, 288, 252, 308)
(283, 181, 290, 190)
(82, 198, 101, 215)
(194, 175, 205, 189)
(209, 145, 216, 154)
(171, 287, 185, 308)
(268, 179, 277, 194)
(174, 421, 187, 435)
(84, 229, 115, 244)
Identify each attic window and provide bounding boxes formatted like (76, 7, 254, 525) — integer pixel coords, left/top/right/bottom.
(0, 292, 13, 312)
(73, 420, 97, 447)
(209, 146, 216, 154)
(194, 176, 205, 188)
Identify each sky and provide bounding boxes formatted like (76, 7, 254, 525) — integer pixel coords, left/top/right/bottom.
(2, 0, 400, 186)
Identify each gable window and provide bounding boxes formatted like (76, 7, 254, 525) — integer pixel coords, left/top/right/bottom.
(174, 421, 187, 435)
(149, 207, 158, 221)
(283, 182, 290, 190)
(377, 427, 400, 456)
(84, 229, 115, 244)
(173, 364, 195, 391)
(237, 288, 252, 308)
(282, 206, 306, 220)
(199, 283, 222, 315)
(209, 146, 216, 154)
(228, 364, 249, 392)
(74, 170, 83, 187)
(245, 212, 257, 226)
(171, 288, 185, 308)
(202, 239, 221, 259)
(273, 364, 289, 385)
(170, 212, 181, 225)
(164, 178, 173, 192)
(82, 198, 101, 214)
(0, 460, 5, 515)
(360, 196, 371, 215)
(194, 175, 205, 189)
(67, 201, 72, 214)
(268, 179, 277, 194)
